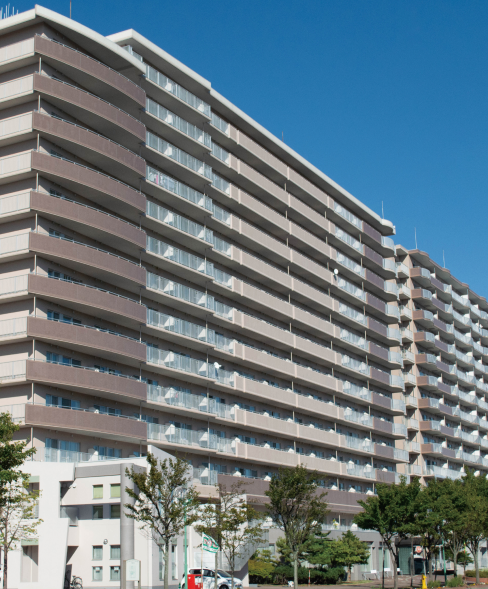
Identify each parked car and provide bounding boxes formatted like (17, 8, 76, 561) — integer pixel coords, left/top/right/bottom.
(182, 568, 243, 589)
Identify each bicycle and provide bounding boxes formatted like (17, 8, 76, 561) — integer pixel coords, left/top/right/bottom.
(70, 576, 83, 589)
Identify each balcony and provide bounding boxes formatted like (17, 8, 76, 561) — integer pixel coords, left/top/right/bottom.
(32, 113, 145, 186)
(27, 359, 145, 402)
(145, 309, 215, 352)
(33, 73, 145, 148)
(27, 316, 146, 366)
(423, 466, 464, 480)
(25, 403, 147, 442)
(29, 232, 145, 292)
(28, 274, 145, 326)
(401, 328, 413, 343)
(31, 150, 145, 216)
(146, 347, 225, 385)
(148, 423, 232, 455)
(29, 191, 146, 256)
(34, 36, 145, 110)
(410, 267, 431, 286)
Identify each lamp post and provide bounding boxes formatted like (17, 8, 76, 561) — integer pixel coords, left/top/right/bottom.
(177, 486, 191, 589)
(441, 520, 447, 586)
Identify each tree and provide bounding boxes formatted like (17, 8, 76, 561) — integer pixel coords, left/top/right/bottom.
(265, 465, 329, 589)
(124, 453, 200, 589)
(197, 481, 264, 589)
(0, 480, 41, 589)
(0, 412, 36, 589)
(329, 531, 370, 581)
(445, 549, 472, 575)
(354, 476, 421, 589)
(438, 479, 469, 574)
(462, 470, 488, 585)
(248, 550, 277, 584)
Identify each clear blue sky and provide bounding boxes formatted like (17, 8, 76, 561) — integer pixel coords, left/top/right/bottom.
(17, 1, 488, 295)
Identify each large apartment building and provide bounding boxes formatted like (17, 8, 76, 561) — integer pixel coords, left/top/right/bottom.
(0, 5, 486, 589)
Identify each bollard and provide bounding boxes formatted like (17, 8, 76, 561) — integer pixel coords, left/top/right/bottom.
(422, 574, 427, 589)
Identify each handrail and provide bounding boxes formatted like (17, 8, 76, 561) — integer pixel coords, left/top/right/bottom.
(43, 149, 144, 196)
(42, 191, 140, 229)
(40, 315, 140, 343)
(40, 112, 140, 158)
(39, 72, 141, 124)
(35, 35, 142, 92)
(28, 358, 140, 382)
(40, 399, 144, 421)
(44, 233, 142, 267)
(40, 273, 142, 304)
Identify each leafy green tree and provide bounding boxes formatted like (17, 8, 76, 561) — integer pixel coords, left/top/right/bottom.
(265, 466, 329, 589)
(124, 453, 200, 589)
(248, 550, 278, 584)
(462, 470, 488, 585)
(354, 476, 421, 589)
(197, 481, 264, 589)
(439, 480, 469, 573)
(0, 412, 36, 589)
(445, 549, 472, 575)
(329, 531, 370, 581)
(0, 480, 42, 589)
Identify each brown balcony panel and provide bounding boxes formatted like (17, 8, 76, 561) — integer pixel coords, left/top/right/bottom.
(234, 375, 296, 409)
(32, 112, 146, 181)
(33, 74, 145, 146)
(30, 191, 146, 254)
(373, 418, 393, 434)
(368, 318, 388, 337)
(28, 274, 146, 326)
(433, 318, 450, 333)
(27, 317, 146, 365)
(236, 442, 298, 467)
(435, 340, 450, 354)
(436, 360, 451, 373)
(370, 343, 389, 362)
(431, 277, 446, 292)
(31, 151, 145, 218)
(362, 222, 382, 244)
(26, 360, 146, 402)
(370, 367, 390, 386)
(442, 447, 456, 459)
(372, 392, 392, 410)
(440, 425, 454, 437)
(375, 445, 395, 459)
(376, 470, 396, 483)
(421, 443, 441, 455)
(431, 298, 445, 312)
(365, 269, 385, 289)
(364, 245, 383, 266)
(366, 293, 386, 314)
(29, 232, 145, 292)
(235, 409, 296, 437)
(437, 381, 451, 395)
(25, 404, 146, 441)
(34, 36, 145, 108)
(416, 376, 438, 390)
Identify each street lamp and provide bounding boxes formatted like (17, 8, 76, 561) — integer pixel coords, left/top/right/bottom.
(177, 485, 192, 589)
(441, 520, 447, 586)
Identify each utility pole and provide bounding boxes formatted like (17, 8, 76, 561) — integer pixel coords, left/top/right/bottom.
(70, 1, 72, 18)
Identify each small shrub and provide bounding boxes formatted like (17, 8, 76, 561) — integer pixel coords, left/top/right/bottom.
(465, 570, 476, 577)
(427, 581, 441, 589)
(447, 576, 463, 588)
(465, 568, 488, 578)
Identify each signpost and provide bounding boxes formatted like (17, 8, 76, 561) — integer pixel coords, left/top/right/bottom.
(122, 559, 141, 589)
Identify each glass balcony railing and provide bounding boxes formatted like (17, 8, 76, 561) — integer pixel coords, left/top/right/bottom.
(146, 97, 211, 146)
(214, 268, 233, 288)
(344, 436, 373, 452)
(338, 302, 367, 325)
(337, 277, 366, 301)
(212, 172, 231, 195)
(336, 252, 364, 277)
(147, 131, 212, 179)
(147, 201, 213, 243)
(212, 203, 231, 225)
(146, 347, 214, 379)
(0, 231, 29, 255)
(211, 112, 230, 135)
(146, 236, 214, 277)
(146, 166, 212, 211)
(383, 259, 396, 272)
(148, 423, 233, 453)
(213, 236, 232, 256)
(146, 272, 214, 310)
(342, 381, 372, 402)
(147, 385, 234, 419)
(335, 227, 364, 253)
(341, 355, 369, 375)
(211, 142, 230, 164)
(340, 328, 367, 350)
(0, 316, 27, 339)
(146, 65, 211, 116)
(0, 191, 31, 216)
(147, 309, 214, 344)
(344, 409, 373, 427)
(333, 202, 362, 229)
(381, 236, 395, 249)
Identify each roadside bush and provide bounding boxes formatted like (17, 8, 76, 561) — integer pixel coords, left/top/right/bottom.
(447, 576, 464, 588)
(427, 581, 441, 588)
(271, 565, 346, 585)
(465, 569, 488, 577)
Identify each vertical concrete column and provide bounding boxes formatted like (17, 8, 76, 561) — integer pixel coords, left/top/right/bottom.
(120, 463, 135, 589)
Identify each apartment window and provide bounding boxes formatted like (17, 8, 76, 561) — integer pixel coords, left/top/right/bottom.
(94, 446, 122, 458)
(110, 545, 121, 560)
(93, 506, 103, 519)
(46, 395, 80, 410)
(92, 566, 103, 582)
(110, 566, 121, 581)
(110, 505, 121, 519)
(110, 484, 120, 498)
(93, 546, 103, 560)
(93, 405, 121, 416)
(46, 352, 81, 367)
(93, 485, 103, 499)
(95, 365, 122, 376)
